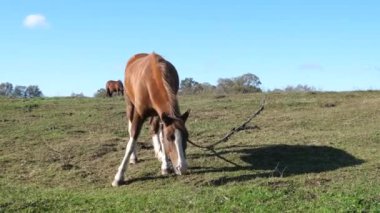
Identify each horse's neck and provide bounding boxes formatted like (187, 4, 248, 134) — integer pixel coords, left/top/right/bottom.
(148, 55, 180, 117)
(153, 95, 180, 118)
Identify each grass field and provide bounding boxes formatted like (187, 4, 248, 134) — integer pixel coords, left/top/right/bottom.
(0, 91, 379, 212)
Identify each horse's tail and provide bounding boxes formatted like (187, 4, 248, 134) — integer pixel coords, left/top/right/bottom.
(118, 80, 124, 89)
(118, 80, 124, 95)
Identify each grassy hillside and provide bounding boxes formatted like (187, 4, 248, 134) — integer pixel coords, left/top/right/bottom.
(1, 92, 379, 212)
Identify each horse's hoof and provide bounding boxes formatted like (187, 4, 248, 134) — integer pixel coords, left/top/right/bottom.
(174, 165, 188, 175)
(112, 179, 124, 187)
(161, 169, 169, 175)
(129, 159, 138, 164)
(156, 156, 162, 162)
(155, 152, 163, 162)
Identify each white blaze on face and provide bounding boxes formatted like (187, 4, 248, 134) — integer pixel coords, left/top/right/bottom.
(174, 129, 188, 175)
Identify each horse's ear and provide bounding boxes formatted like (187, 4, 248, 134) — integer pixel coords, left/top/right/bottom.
(161, 112, 174, 126)
(181, 109, 190, 123)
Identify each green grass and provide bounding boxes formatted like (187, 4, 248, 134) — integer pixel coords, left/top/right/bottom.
(1, 92, 379, 212)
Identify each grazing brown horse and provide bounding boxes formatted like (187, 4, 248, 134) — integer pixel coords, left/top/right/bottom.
(112, 53, 190, 187)
(106, 80, 124, 97)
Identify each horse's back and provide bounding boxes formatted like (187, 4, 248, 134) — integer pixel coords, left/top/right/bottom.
(125, 53, 179, 91)
(106, 80, 122, 90)
(124, 53, 179, 115)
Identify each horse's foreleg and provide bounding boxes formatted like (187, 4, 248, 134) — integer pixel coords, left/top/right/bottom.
(112, 109, 142, 187)
(129, 120, 138, 164)
(150, 116, 163, 162)
(150, 116, 170, 175)
(124, 104, 137, 164)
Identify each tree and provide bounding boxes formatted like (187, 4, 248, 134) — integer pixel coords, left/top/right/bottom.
(94, 88, 107, 98)
(234, 73, 262, 93)
(13, 86, 27, 98)
(71, 92, 85, 98)
(0, 82, 13, 96)
(284, 84, 316, 92)
(236, 73, 261, 89)
(199, 82, 216, 93)
(217, 78, 234, 93)
(180, 78, 203, 94)
(0, 82, 44, 98)
(25, 85, 43, 98)
(217, 73, 262, 93)
(180, 78, 196, 90)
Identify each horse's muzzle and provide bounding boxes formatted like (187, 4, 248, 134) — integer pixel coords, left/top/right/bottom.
(174, 162, 188, 175)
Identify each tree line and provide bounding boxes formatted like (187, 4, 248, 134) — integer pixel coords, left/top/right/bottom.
(2, 73, 317, 98)
(0, 82, 43, 98)
(93, 73, 262, 97)
(180, 73, 262, 95)
(268, 84, 317, 93)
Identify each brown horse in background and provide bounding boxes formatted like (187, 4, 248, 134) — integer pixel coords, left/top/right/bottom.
(112, 53, 190, 187)
(106, 80, 124, 97)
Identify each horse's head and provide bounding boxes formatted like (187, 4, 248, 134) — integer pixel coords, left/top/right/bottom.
(161, 110, 190, 175)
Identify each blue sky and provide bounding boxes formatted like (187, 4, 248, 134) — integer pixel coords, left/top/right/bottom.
(1, 0, 379, 96)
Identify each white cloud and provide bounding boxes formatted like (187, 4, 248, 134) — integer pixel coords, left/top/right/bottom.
(23, 14, 48, 29)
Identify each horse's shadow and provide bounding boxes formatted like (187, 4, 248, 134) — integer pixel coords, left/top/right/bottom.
(188, 144, 364, 186)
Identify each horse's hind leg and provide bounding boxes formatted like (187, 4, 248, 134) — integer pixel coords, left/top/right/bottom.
(106, 88, 112, 97)
(150, 116, 163, 161)
(112, 110, 143, 187)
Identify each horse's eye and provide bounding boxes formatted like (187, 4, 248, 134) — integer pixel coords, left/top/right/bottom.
(168, 135, 175, 141)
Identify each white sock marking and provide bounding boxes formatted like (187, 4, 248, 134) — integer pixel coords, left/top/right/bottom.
(112, 137, 136, 186)
(152, 134, 162, 161)
(158, 130, 169, 174)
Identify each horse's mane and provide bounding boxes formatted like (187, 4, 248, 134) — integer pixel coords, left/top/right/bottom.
(127, 53, 149, 68)
(150, 53, 180, 118)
